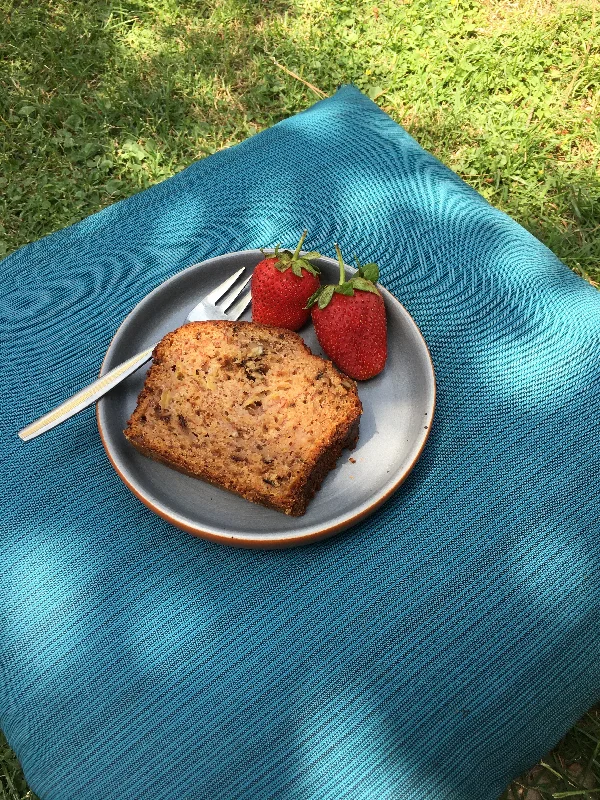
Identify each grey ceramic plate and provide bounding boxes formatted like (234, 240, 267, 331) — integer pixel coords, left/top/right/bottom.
(97, 251, 435, 548)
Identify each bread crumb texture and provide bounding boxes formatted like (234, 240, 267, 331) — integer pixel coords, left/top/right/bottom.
(124, 321, 362, 515)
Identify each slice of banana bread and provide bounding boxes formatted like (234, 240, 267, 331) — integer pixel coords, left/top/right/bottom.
(124, 321, 362, 516)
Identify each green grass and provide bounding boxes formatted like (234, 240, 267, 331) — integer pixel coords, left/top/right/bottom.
(1, 0, 599, 796)
(1, 731, 36, 800)
(1, 0, 599, 281)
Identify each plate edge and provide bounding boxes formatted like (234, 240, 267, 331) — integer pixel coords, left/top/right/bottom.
(96, 251, 437, 549)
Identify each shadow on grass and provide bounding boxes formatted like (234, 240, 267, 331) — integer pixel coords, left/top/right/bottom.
(1, 0, 303, 256)
(3, 0, 599, 287)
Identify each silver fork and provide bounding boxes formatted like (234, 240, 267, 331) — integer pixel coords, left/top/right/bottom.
(18, 268, 252, 442)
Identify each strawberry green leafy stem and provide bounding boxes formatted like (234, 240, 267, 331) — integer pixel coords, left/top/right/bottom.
(261, 230, 321, 278)
(306, 243, 380, 310)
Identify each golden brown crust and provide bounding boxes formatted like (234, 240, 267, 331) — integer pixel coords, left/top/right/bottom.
(124, 321, 362, 516)
(287, 417, 360, 515)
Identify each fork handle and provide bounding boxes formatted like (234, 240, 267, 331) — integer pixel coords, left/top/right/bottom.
(18, 345, 156, 442)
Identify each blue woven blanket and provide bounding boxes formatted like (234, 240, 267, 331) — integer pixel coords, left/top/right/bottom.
(2, 86, 600, 799)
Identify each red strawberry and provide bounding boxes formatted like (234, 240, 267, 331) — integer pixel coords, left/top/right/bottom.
(307, 244, 387, 380)
(251, 231, 321, 331)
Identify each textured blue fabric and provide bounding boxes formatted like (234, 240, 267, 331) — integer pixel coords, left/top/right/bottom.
(2, 85, 600, 800)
